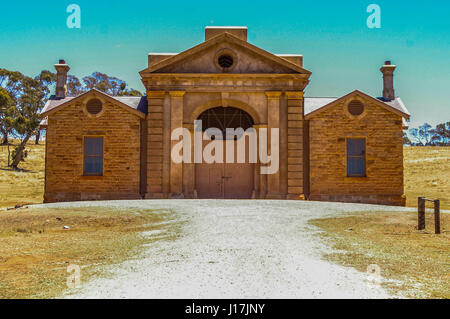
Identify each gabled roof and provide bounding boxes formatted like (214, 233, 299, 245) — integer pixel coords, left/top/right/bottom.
(140, 32, 311, 75)
(304, 90, 410, 120)
(40, 89, 147, 119)
(304, 97, 338, 115)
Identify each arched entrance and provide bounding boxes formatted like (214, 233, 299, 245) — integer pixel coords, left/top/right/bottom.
(195, 107, 255, 199)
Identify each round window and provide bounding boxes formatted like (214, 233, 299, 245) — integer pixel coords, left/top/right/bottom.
(347, 100, 364, 116)
(86, 98, 103, 115)
(218, 54, 234, 68)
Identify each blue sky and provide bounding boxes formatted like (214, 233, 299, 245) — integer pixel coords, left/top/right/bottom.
(1, 0, 449, 127)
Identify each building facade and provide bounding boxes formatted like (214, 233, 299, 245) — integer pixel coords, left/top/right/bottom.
(41, 27, 410, 205)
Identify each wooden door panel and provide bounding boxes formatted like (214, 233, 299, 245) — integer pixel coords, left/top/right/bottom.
(195, 163, 223, 198)
(195, 140, 254, 199)
(224, 163, 254, 199)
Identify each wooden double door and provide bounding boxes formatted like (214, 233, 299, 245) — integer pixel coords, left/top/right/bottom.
(196, 159, 254, 199)
(194, 106, 255, 199)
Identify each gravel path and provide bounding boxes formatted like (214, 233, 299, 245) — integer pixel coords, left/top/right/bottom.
(39, 199, 415, 299)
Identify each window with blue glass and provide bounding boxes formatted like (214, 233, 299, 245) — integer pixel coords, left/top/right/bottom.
(347, 138, 366, 177)
(84, 137, 103, 176)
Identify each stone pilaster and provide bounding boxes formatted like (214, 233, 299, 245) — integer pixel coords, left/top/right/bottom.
(286, 91, 304, 199)
(254, 124, 268, 199)
(169, 91, 185, 197)
(183, 123, 195, 198)
(265, 91, 282, 198)
(146, 91, 165, 198)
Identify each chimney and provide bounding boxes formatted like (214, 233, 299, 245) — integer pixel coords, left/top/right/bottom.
(54, 59, 70, 98)
(380, 60, 396, 101)
(205, 26, 248, 42)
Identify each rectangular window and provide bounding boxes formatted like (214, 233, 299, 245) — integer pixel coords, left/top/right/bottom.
(347, 138, 366, 177)
(84, 137, 103, 176)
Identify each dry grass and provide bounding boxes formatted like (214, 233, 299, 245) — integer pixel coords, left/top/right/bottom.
(404, 146, 450, 209)
(0, 206, 179, 299)
(0, 140, 45, 208)
(311, 211, 450, 299)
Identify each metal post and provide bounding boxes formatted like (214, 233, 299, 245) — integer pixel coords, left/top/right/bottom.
(434, 199, 441, 234)
(418, 197, 425, 230)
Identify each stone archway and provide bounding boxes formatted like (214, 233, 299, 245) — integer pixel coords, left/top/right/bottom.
(194, 106, 256, 199)
(189, 98, 262, 125)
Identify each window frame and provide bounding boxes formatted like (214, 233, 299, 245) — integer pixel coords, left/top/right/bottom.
(343, 97, 368, 120)
(82, 96, 106, 118)
(346, 137, 366, 177)
(83, 136, 104, 176)
(85, 98, 103, 116)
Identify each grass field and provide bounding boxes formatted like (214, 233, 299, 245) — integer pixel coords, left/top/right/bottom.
(404, 146, 450, 209)
(311, 211, 449, 298)
(0, 206, 179, 299)
(1, 142, 448, 209)
(0, 141, 45, 208)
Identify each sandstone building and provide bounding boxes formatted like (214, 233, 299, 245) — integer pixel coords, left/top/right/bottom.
(41, 26, 410, 205)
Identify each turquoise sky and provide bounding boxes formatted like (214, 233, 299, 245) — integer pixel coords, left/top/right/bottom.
(1, 0, 449, 127)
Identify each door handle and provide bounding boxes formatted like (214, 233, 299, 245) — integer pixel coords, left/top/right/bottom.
(221, 176, 232, 179)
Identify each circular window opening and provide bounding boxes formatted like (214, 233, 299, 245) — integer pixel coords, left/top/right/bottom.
(348, 100, 364, 116)
(86, 98, 103, 115)
(218, 54, 234, 68)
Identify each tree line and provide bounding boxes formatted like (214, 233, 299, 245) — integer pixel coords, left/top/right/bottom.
(0, 68, 142, 169)
(404, 122, 450, 146)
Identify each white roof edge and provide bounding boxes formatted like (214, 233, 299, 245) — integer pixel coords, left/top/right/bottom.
(304, 96, 338, 99)
(395, 97, 410, 116)
(276, 54, 303, 57)
(205, 26, 248, 29)
(40, 100, 51, 114)
(148, 53, 179, 55)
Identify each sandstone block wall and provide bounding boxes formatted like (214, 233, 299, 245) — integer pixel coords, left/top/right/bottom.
(286, 92, 304, 199)
(308, 99, 405, 206)
(44, 101, 142, 202)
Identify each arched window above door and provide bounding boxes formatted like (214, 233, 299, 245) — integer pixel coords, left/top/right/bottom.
(197, 107, 254, 135)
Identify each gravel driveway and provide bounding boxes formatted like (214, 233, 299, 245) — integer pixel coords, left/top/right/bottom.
(40, 199, 414, 299)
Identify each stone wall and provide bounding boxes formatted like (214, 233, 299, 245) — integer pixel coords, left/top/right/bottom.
(145, 91, 166, 198)
(286, 92, 304, 199)
(308, 98, 405, 206)
(44, 100, 142, 202)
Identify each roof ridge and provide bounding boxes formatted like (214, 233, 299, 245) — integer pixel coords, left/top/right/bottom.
(304, 96, 338, 98)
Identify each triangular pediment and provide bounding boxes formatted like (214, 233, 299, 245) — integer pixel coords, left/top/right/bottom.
(140, 33, 311, 75)
(304, 90, 410, 120)
(40, 89, 146, 119)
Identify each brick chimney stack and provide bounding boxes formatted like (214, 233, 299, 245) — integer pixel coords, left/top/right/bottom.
(54, 59, 70, 98)
(380, 60, 396, 101)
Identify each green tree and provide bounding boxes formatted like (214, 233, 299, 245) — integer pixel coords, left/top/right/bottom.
(67, 75, 85, 96)
(0, 69, 23, 144)
(409, 123, 434, 146)
(432, 122, 450, 145)
(0, 87, 12, 145)
(9, 76, 48, 169)
(82, 72, 142, 96)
